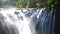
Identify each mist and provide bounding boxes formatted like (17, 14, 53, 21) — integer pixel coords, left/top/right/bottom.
(0, 0, 18, 8)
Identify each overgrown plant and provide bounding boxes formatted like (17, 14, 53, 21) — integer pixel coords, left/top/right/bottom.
(16, 0, 57, 12)
(46, 0, 57, 11)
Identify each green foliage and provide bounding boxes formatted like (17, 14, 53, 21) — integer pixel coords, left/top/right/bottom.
(46, 0, 57, 11)
(16, 0, 24, 8)
(16, 0, 30, 8)
(16, 0, 57, 11)
(36, 0, 43, 8)
(26, 0, 30, 8)
(16, 0, 43, 8)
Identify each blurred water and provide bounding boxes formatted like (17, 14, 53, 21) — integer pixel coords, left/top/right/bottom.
(0, 8, 56, 34)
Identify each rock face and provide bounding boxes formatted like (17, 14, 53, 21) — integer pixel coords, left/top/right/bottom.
(0, 8, 55, 34)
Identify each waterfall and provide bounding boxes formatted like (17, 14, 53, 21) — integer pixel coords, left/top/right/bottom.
(0, 8, 56, 34)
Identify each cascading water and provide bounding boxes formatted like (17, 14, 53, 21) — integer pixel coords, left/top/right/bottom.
(0, 8, 56, 34)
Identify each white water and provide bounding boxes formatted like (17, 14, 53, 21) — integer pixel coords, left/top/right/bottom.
(0, 8, 45, 34)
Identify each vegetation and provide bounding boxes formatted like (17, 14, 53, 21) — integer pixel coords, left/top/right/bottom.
(16, 0, 57, 12)
(46, 0, 57, 11)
